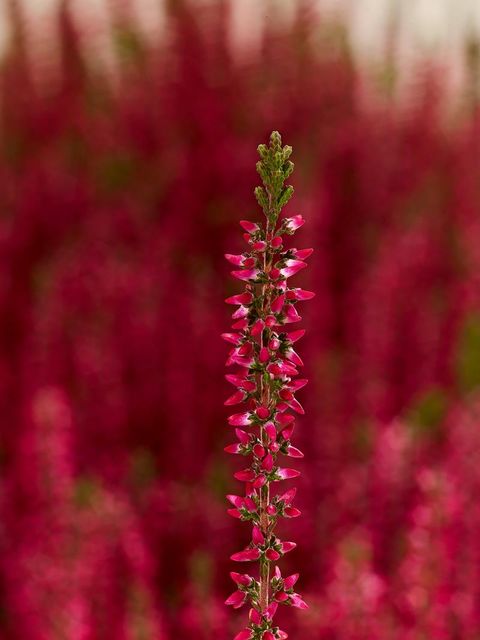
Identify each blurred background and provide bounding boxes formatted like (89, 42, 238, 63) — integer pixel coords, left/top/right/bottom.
(1, 0, 480, 638)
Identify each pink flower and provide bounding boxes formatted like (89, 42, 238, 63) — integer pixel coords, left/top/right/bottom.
(276, 468, 301, 480)
(252, 525, 265, 545)
(230, 572, 253, 586)
(228, 412, 252, 426)
(231, 548, 261, 562)
(225, 291, 254, 305)
(225, 590, 247, 608)
(284, 214, 305, 232)
(280, 260, 306, 278)
(240, 220, 259, 233)
(231, 268, 260, 282)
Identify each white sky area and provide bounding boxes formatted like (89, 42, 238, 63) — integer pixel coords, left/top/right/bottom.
(1, 0, 480, 73)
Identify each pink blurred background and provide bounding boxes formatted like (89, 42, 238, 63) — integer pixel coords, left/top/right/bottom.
(2, 1, 480, 638)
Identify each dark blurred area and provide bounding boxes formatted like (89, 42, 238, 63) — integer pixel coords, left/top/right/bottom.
(1, 0, 480, 638)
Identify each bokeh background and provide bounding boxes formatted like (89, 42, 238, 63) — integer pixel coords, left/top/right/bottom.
(2, 0, 480, 638)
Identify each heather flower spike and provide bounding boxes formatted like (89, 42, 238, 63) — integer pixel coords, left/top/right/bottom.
(223, 132, 311, 639)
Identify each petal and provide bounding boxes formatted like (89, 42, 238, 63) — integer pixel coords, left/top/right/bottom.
(287, 398, 305, 415)
(276, 413, 295, 427)
(253, 474, 267, 488)
(244, 496, 257, 512)
(225, 390, 246, 406)
(262, 453, 274, 472)
(249, 608, 262, 624)
(287, 329, 305, 343)
(222, 333, 241, 345)
(259, 347, 270, 363)
(280, 541, 296, 554)
(235, 429, 250, 445)
(293, 248, 313, 260)
(232, 319, 249, 330)
(290, 594, 308, 609)
(250, 319, 265, 337)
(277, 468, 301, 480)
(227, 494, 244, 508)
(265, 549, 280, 561)
(279, 487, 297, 504)
(252, 525, 265, 545)
(286, 445, 304, 458)
(232, 305, 249, 319)
(225, 292, 254, 305)
(281, 260, 306, 278)
(294, 288, 315, 300)
(228, 412, 251, 426)
(284, 506, 301, 518)
(283, 306, 302, 324)
(265, 602, 278, 620)
(225, 253, 246, 266)
(225, 590, 246, 607)
(286, 348, 304, 367)
(231, 548, 261, 562)
(285, 214, 304, 231)
(231, 269, 260, 282)
(234, 469, 256, 482)
(224, 443, 242, 454)
(240, 220, 259, 233)
(227, 508, 242, 518)
(230, 572, 253, 586)
(283, 573, 299, 590)
(281, 424, 295, 440)
(289, 378, 308, 391)
(264, 422, 277, 441)
(271, 294, 285, 314)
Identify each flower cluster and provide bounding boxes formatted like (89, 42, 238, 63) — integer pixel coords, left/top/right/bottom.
(223, 132, 311, 640)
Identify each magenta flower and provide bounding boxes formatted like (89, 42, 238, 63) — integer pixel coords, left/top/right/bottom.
(223, 132, 311, 639)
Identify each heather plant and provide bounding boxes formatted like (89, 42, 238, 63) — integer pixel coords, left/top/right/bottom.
(2, 1, 480, 638)
(223, 132, 312, 640)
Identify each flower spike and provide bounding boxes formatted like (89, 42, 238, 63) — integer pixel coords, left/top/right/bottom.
(223, 132, 310, 639)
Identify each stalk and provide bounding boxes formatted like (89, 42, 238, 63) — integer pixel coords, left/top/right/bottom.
(223, 132, 311, 640)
